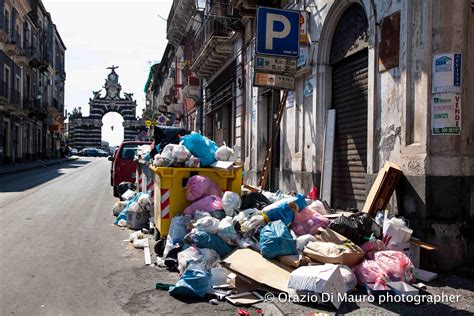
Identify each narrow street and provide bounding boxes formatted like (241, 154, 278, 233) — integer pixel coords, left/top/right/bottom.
(0, 158, 237, 315)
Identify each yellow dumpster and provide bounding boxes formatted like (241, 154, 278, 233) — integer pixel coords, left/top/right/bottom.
(149, 166, 242, 239)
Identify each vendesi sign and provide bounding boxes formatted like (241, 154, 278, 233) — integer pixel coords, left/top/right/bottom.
(432, 53, 462, 93)
(431, 93, 461, 135)
(256, 7, 300, 57)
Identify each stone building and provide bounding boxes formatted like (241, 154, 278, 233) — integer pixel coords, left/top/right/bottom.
(0, 0, 66, 163)
(154, 0, 473, 268)
(68, 67, 142, 149)
(240, 0, 473, 269)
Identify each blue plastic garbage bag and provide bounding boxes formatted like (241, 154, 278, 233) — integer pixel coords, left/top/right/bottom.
(114, 193, 142, 225)
(262, 193, 307, 226)
(180, 132, 218, 167)
(168, 269, 212, 298)
(185, 230, 234, 258)
(259, 220, 297, 259)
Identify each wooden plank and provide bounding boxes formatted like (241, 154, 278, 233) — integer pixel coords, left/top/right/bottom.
(321, 109, 336, 203)
(410, 239, 437, 251)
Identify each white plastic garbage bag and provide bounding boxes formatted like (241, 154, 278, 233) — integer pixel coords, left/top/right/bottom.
(288, 264, 346, 309)
(214, 142, 235, 162)
(218, 216, 239, 246)
(194, 215, 220, 234)
(112, 201, 127, 217)
(173, 144, 191, 163)
(138, 194, 152, 212)
(222, 191, 241, 217)
(338, 265, 358, 293)
(296, 234, 317, 252)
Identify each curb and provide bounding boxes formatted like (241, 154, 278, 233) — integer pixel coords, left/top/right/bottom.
(0, 157, 79, 177)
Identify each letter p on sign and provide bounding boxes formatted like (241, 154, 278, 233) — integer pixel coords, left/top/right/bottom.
(256, 7, 300, 58)
(265, 13, 291, 50)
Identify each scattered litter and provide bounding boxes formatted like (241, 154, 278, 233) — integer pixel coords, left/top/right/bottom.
(144, 246, 152, 265)
(209, 298, 219, 305)
(415, 268, 438, 282)
(225, 291, 263, 306)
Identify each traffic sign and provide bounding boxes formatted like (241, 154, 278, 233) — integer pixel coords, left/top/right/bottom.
(157, 115, 167, 126)
(254, 72, 295, 90)
(256, 7, 300, 58)
(255, 55, 297, 73)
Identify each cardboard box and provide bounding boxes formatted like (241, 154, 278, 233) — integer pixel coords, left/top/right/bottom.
(363, 162, 402, 217)
(222, 248, 293, 292)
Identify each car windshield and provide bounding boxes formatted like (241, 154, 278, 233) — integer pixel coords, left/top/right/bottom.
(119, 144, 140, 160)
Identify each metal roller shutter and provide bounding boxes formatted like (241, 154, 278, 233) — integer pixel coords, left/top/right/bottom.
(331, 49, 368, 210)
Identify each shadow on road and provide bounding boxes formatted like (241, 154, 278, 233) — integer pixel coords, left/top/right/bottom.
(0, 159, 92, 192)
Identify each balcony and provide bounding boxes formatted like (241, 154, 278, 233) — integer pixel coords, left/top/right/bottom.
(5, 31, 21, 57)
(181, 75, 200, 101)
(191, 15, 241, 79)
(167, 0, 196, 48)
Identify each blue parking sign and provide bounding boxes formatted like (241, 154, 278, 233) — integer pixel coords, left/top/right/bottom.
(256, 7, 300, 57)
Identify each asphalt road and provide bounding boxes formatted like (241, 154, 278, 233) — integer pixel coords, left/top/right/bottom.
(0, 158, 473, 315)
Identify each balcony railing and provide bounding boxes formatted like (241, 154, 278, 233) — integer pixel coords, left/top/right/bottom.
(192, 16, 239, 61)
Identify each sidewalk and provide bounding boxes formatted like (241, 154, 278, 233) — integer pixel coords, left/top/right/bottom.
(0, 157, 78, 177)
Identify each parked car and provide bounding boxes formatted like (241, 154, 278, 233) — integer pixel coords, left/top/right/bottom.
(70, 148, 78, 155)
(110, 141, 151, 197)
(78, 147, 109, 157)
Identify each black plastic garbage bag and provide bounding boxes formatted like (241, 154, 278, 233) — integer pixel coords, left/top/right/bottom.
(351, 212, 382, 241)
(241, 192, 271, 210)
(117, 182, 136, 198)
(328, 215, 361, 243)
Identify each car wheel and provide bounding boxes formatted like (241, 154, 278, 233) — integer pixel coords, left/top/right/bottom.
(113, 185, 119, 197)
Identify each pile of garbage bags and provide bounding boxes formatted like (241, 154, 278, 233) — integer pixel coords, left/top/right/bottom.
(149, 175, 418, 308)
(151, 132, 236, 168)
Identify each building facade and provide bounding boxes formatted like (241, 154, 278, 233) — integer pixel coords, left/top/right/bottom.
(0, 0, 66, 164)
(151, 0, 473, 268)
(68, 67, 142, 149)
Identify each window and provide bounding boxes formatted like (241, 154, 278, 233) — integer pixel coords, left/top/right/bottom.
(4, 10, 9, 38)
(16, 75, 21, 107)
(4, 66, 11, 100)
(119, 144, 140, 160)
(26, 75, 31, 99)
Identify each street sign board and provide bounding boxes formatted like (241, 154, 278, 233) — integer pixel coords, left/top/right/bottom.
(256, 7, 300, 57)
(255, 55, 297, 73)
(253, 72, 295, 90)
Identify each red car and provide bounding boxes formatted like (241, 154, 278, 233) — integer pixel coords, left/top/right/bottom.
(110, 141, 151, 197)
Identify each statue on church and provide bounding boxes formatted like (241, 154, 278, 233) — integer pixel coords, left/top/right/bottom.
(106, 65, 119, 71)
(124, 92, 133, 101)
(92, 89, 102, 99)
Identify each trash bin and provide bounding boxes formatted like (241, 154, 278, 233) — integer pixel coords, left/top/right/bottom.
(149, 166, 242, 240)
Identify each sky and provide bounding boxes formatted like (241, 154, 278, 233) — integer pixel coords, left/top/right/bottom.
(43, 0, 172, 146)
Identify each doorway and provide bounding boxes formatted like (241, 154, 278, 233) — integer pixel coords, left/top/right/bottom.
(330, 4, 369, 210)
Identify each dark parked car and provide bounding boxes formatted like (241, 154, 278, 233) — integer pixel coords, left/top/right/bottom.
(78, 148, 109, 157)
